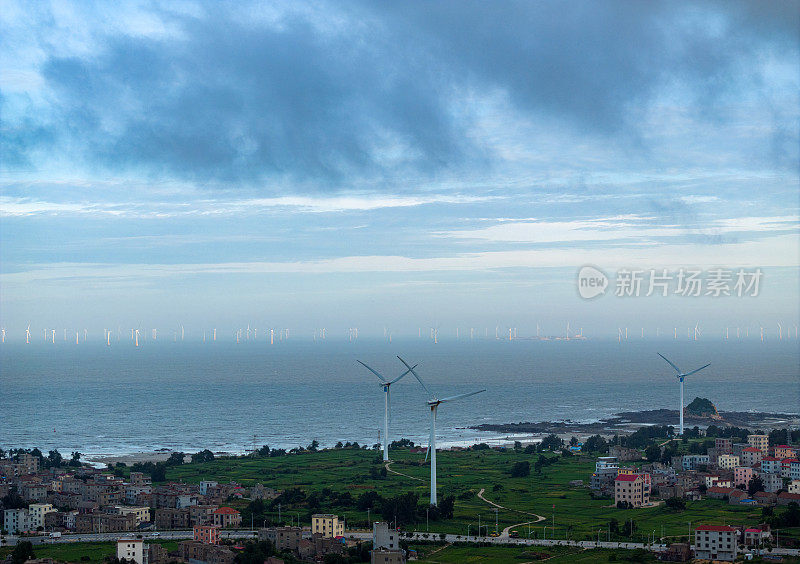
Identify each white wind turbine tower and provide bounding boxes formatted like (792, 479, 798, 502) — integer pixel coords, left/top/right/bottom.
(777, 322, 783, 341)
(51, 329, 56, 344)
(1, 327, 5, 344)
(693, 323, 700, 341)
(135, 328, 140, 347)
(356, 359, 416, 462)
(658, 353, 710, 435)
(26, 324, 31, 344)
(398, 356, 485, 506)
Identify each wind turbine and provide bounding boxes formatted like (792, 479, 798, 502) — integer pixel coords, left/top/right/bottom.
(657, 353, 710, 435)
(356, 360, 417, 462)
(26, 324, 31, 344)
(397, 356, 485, 506)
(777, 322, 783, 341)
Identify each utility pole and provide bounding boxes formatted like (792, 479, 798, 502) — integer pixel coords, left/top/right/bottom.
(494, 508, 498, 535)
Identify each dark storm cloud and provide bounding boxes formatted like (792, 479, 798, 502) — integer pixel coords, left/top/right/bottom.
(13, 1, 799, 185)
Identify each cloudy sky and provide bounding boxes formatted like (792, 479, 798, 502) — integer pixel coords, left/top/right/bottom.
(1, 1, 798, 338)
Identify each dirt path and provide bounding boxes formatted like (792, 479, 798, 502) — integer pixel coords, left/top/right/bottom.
(477, 488, 546, 538)
(385, 461, 425, 482)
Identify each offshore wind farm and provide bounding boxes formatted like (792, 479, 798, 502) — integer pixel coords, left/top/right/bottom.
(1, 336, 797, 463)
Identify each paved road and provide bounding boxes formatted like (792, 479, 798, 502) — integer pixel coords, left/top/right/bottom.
(6, 531, 799, 558)
(476, 487, 546, 539)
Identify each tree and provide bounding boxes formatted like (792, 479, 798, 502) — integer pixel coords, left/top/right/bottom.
(191, 449, 215, 463)
(514, 441, 522, 451)
(69, 451, 82, 467)
(570, 436, 579, 446)
(308, 440, 319, 452)
(645, 444, 660, 462)
(12, 541, 34, 564)
(748, 477, 765, 497)
(166, 452, 185, 466)
(47, 450, 63, 468)
(257, 445, 270, 457)
(582, 435, 608, 454)
(510, 461, 530, 478)
(665, 497, 686, 511)
(540, 434, 563, 451)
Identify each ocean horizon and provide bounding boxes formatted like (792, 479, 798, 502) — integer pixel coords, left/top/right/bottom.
(2, 339, 798, 459)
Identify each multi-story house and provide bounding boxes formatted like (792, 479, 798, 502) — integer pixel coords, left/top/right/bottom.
(734, 466, 754, 488)
(715, 438, 733, 454)
(193, 524, 219, 545)
(681, 455, 709, 471)
(614, 474, 650, 507)
(762, 473, 783, 493)
(717, 454, 739, 470)
(28, 503, 57, 529)
(760, 456, 781, 474)
(3, 508, 30, 534)
(773, 445, 797, 459)
(694, 525, 738, 561)
(747, 434, 769, 455)
(212, 507, 241, 528)
(312, 514, 344, 538)
(741, 447, 762, 467)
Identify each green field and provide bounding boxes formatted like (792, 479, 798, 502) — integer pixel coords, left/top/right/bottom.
(0, 540, 179, 564)
(163, 447, 799, 544)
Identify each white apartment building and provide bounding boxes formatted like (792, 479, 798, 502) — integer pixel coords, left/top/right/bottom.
(312, 514, 344, 538)
(117, 539, 144, 564)
(3, 508, 30, 535)
(717, 454, 739, 470)
(695, 525, 738, 562)
(28, 503, 57, 530)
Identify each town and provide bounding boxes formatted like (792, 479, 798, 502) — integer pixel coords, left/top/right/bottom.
(1, 422, 799, 564)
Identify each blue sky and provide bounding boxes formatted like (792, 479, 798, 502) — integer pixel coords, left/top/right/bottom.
(1, 1, 798, 338)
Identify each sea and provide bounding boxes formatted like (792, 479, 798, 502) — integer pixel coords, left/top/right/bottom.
(1, 339, 798, 459)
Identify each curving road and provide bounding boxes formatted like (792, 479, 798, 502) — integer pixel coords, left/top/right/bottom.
(477, 487, 546, 538)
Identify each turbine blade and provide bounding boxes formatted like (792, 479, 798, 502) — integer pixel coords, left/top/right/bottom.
(389, 364, 417, 385)
(356, 360, 386, 382)
(397, 356, 431, 395)
(657, 352, 682, 374)
(439, 389, 486, 403)
(684, 363, 711, 377)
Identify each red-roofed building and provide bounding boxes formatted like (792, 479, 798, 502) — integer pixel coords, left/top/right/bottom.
(780, 458, 797, 478)
(212, 506, 241, 528)
(743, 527, 770, 546)
(695, 525, 738, 561)
(777, 491, 800, 506)
(193, 524, 219, 545)
(706, 486, 736, 500)
(760, 456, 781, 474)
(774, 445, 797, 460)
(614, 473, 649, 508)
(741, 447, 762, 467)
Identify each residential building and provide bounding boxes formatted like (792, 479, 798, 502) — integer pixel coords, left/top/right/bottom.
(706, 486, 736, 500)
(762, 473, 783, 493)
(753, 491, 777, 505)
(188, 504, 218, 526)
(681, 455, 709, 471)
(614, 474, 649, 507)
(259, 527, 302, 552)
(125, 485, 151, 504)
(778, 492, 800, 505)
(741, 447, 762, 467)
(694, 524, 737, 562)
(774, 445, 797, 459)
(212, 506, 241, 528)
(154, 507, 190, 530)
(608, 446, 642, 461)
(18, 453, 40, 474)
(28, 504, 57, 530)
(788, 479, 800, 494)
(117, 539, 144, 564)
(760, 456, 781, 474)
(715, 438, 733, 454)
(743, 528, 770, 546)
(112, 506, 150, 526)
(373, 521, 399, 551)
(129, 472, 151, 486)
(747, 434, 769, 455)
(372, 548, 405, 564)
(194, 524, 219, 545)
(733, 466, 754, 488)
(717, 454, 739, 470)
(791, 460, 800, 480)
(590, 457, 619, 494)
(3, 508, 30, 534)
(198, 480, 218, 495)
(312, 514, 344, 538)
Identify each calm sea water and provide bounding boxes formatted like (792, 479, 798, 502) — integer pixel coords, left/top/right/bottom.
(1, 339, 798, 457)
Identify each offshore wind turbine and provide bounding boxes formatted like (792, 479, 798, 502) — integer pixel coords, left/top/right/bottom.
(26, 324, 31, 344)
(657, 353, 710, 435)
(356, 360, 417, 462)
(398, 356, 485, 506)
